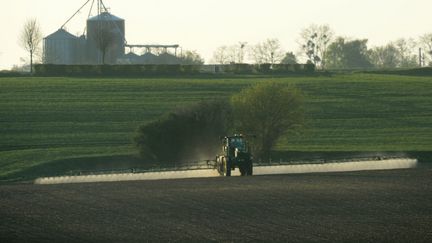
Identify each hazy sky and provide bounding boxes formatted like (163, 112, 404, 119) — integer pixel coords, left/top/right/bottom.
(0, 0, 431, 69)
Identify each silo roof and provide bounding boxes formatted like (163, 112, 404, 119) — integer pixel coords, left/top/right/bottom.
(45, 29, 78, 40)
(88, 12, 124, 21)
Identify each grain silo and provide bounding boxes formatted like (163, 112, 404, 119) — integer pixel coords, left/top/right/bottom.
(86, 12, 125, 64)
(43, 29, 78, 64)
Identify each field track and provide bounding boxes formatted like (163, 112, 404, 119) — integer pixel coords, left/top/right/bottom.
(1, 166, 431, 242)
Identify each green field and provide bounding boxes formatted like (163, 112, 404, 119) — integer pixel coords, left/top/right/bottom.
(1, 74, 431, 181)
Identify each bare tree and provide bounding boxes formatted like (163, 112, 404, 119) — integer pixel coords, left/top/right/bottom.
(212, 42, 248, 64)
(369, 44, 399, 69)
(299, 24, 334, 69)
(212, 46, 230, 64)
(369, 39, 418, 69)
(19, 18, 42, 73)
(91, 26, 115, 64)
(393, 38, 418, 68)
(250, 39, 284, 64)
(226, 45, 242, 63)
(419, 33, 432, 66)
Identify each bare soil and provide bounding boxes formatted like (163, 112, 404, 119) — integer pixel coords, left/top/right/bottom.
(1, 166, 432, 242)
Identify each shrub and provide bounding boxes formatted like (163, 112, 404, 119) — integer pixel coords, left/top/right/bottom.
(135, 100, 232, 164)
(231, 82, 304, 162)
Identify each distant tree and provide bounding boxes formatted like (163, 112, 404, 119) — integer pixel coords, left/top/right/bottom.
(369, 44, 399, 69)
(223, 45, 241, 64)
(393, 38, 418, 68)
(367, 39, 418, 69)
(250, 39, 284, 64)
(179, 50, 204, 65)
(212, 46, 230, 64)
(211, 42, 248, 64)
(91, 26, 115, 64)
(299, 24, 334, 69)
(280, 52, 298, 64)
(19, 18, 42, 73)
(231, 82, 304, 163)
(325, 38, 344, 69)
(325, 37, 372, 69)
(226, 45, 241, 64)
(418, 33, 432, 66)
(343, 39, 372, 69)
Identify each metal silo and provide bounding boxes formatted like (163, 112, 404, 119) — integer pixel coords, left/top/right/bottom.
(87, 12, 125, 64)
(43, 29, 78, 64)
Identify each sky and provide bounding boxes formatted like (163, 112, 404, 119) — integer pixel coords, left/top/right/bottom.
(0, 0, 431, 69)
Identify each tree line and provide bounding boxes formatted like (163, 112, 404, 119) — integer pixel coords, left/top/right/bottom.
(211, 24, 432, 70)
(20, 19, 432, 72)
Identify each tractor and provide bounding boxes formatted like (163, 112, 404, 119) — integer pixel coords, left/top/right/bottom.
(216, 134, 253, 176)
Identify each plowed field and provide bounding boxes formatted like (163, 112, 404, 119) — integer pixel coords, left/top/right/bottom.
(1, 167, 432, 242)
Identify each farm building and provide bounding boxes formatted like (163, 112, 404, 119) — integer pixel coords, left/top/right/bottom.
(43, 0, 181, 65)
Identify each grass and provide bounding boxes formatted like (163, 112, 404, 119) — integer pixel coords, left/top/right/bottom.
(282, 74, 432, 151)
(0, 74, 431, 180)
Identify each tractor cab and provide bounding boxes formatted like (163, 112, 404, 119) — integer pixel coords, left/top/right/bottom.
(229, 136, 247, 151)
(224, 135, 249, 156)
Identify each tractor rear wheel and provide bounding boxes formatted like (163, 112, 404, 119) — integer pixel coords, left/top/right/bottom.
(246, 161, 253, 176)
(225, 159, 231, 177)
(239, 165, 246, 176)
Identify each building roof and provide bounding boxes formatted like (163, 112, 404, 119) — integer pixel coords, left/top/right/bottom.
(88, 12, 124, 22)
(159, 53, 176, 58)
(125, 52, 139, 59)
(141, 52, 157, 58)
(45, 29, 78, 40)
